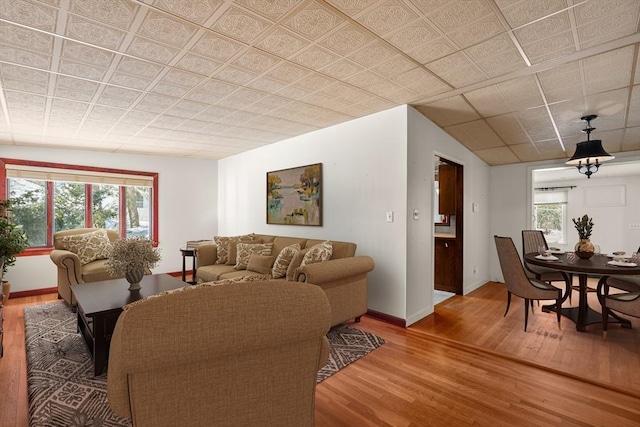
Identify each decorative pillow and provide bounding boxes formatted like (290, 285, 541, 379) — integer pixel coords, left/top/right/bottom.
(58, 229, 112, 265)
(300, 241, 333, 267)
(234, 243, 273, 270)
(246, 254, 276, 275)
(214, 234, 255, 264)
(272, 243, 301, 279)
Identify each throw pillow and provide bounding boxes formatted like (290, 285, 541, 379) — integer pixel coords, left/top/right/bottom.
(271, 243, 301, 279)
(246, 254, 276, 275)
(234, 242, 274, 270)
(214, 234, 255, 264)
(300, 241, 333, 267)
(57, 229, 112, 265)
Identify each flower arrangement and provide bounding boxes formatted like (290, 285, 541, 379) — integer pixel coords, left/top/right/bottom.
(105, 237, 161, 277)
(572, 214, 594, 240)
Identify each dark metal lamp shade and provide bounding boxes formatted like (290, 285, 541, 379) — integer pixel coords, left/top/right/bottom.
(565, 115, 615, 178)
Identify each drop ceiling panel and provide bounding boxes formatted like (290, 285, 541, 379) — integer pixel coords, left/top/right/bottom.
(0, 0, 638, 163)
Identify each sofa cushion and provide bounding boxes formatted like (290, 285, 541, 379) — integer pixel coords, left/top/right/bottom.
(58, 229, 112, 265)
(247, 254, 276, 275)
(286, 248, 310, 281)
(196, 264, 237, 283)
(272, 243, 301, 279)
(234, 243, 274, 270)
(305, 239, 355, 259)
(214, 234, 255, 264)
(300, 241, 333, 267)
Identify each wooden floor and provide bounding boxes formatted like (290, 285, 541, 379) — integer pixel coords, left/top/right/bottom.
(1, 282, 639, 426)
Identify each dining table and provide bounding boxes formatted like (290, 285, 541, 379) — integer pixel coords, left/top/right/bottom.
(524, 251, 640, 332)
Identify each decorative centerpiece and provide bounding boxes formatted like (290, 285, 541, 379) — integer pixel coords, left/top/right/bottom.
(105, 237, 161, 290)
(572, 214, 595, 259)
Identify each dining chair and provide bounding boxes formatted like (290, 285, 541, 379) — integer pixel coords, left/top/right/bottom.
(596, 279, 640, 338)
(494, 235, 562, 332)
(521, 230, 573, 303)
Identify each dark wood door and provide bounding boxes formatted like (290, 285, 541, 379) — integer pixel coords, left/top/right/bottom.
(438, 163, 456, 215)
(435, 238, 458, 293)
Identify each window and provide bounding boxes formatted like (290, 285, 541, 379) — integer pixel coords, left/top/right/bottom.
(533, 190, 568, 245)
(1, 158, 158, 254)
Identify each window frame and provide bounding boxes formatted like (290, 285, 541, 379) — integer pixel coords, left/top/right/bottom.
(0, 158, 159, 256)
(532, 189, 568, 245)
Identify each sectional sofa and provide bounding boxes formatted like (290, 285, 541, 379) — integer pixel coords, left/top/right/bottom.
(195, 234, 374, 327)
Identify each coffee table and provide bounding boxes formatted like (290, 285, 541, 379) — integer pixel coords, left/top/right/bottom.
(70, 274, 188, 376)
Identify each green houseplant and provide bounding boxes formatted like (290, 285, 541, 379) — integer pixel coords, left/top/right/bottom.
(105, 237, 161, 290)
(0, 200, 29, 302)
(572, 214, 595, 259)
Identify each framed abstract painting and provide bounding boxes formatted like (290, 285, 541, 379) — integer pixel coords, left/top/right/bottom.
(267, 163, 322, 226)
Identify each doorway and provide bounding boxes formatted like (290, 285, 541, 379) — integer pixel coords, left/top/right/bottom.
(434, 156, 464, 295)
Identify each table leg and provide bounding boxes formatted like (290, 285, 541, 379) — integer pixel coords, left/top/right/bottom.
(182, 253, 187, 282)
(92, 316, 107, 376)
(191, 254, 196, 284)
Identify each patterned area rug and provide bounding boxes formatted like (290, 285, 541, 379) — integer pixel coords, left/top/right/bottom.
(25, 301, 384, 426)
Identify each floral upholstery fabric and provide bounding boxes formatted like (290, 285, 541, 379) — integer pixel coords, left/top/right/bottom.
(300, 241, 333, 267)
(272, 243, 301, 279)
(234, 243, 274, 270)
(214, 234, 255, 264)
(57, 229, 112, 265)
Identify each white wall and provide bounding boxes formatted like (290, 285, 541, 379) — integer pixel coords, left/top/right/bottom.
(218, 107, 409, 320)
(489, 153, 640, 282)
(218, 105, 491, 325)
(1, 146, 218, 293)
(406, 107, 491, 325)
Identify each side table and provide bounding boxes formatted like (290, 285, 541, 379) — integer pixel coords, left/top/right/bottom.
(180, 248, 197, 284)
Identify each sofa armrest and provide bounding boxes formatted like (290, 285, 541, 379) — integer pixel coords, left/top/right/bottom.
(294, 256, 375, 285)
(50, 249, 83, 282)
(195, 243, 217, 268)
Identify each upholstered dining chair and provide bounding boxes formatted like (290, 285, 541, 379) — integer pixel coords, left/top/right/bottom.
(521, 230, 573, 303)
(597, 278, 640, 338)
(494, 235, 562, 332)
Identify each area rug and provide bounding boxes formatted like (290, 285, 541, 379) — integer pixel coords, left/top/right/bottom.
(25, 301, 384, 427)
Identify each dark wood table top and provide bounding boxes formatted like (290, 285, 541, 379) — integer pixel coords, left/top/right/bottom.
(70, 274, 188, 316)
(524, 252, 640, 276)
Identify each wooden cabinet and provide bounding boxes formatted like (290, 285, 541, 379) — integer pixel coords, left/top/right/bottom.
(434, 238, 459, 293)
(438, 163, 456, 215)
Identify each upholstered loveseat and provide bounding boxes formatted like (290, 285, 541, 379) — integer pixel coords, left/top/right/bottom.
(195, 234, 374, 327)
(49, 228, 122, 305)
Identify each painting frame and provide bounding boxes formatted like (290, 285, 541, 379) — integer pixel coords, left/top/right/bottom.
(267, 163, 322, 226)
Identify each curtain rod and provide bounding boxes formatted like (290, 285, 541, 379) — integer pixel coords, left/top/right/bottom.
(534, 186, 577, 191)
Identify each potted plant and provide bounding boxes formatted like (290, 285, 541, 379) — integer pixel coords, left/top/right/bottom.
(105, 237, 161, 290)
(0, 200, 28, 303)
(572, 214, 595, 259)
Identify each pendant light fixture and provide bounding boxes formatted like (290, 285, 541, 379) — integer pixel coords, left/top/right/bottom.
(566, 115, 614, 178)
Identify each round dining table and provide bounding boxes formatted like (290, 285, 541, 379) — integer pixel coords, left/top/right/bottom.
(524, 252, 640, 332)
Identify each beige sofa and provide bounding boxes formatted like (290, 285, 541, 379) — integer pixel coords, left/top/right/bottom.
(108, 280, 331, 427)
(195, 234, 374, 327)
(49, 228, 123, 305)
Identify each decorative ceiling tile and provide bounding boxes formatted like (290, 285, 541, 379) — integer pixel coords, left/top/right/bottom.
(476, 50, 526, 78)
(66, 15, 126, 49)
(290, 45, 340, 69)
(520, 31, 575, 59)
(0, 46, 51, 68)
(465, 34, 514, 62)
(496, 0, 567, 27)
(414, 95, 480, 127)
(426, 53, 486, 88)
(508, 143, 548, 162)
(576, 11, 638, 46)
(176, 53, 223, 75)
(573, 0, 638, 25)
(427, 0, 492, 32)
(487, 113, 531, 145)
(121, 110, 158, 125)
(139, 10, 199, 47)
(214, 65, 258, 85)
(295, 73, 335, 92)
(348, 40, 396, 67)
(343, 69, 386, 87)
(152, 0, 223, 25)
(446, 15, 504, 49)
(149, 115, 186, 129)
(191, 32, 245, 62)
(0, 64, 50, 83)
(513, 13, 570, 46)
(275, 85, 312, 99)
(621, 126, 640, 151)
(151, 82, 189, 98)
(109, 72, 153, 90)
(166, 100, 208, 118)
(324, 0, 379, 15)
(0, 25, 53, 53)
(96, 96, 136, 109)
(443, 119, 505, 151)
(406, 38, 455, 64)
(528, 46, 575, 65)
(232, 49, 280, 74)
(265, 62, 311, 83)
(498, 76, 544, 111)
(246, 76, 288, 93)
(394, 67, 445, 96)
(371, 55, 416, 78)
(50, 98, 89, 116)
(127, 37, 180, 63)
(1, 0, 57, 31)
(162, 68, 204, 87)
(1, 79, 47, 95)
(320, 59, 364, 79)
(474, 146, 522, 165)
(211, 6, 271, 44)
(465, 85, 512, 117)
(318, 23, 374, 55)
(58, 59, 107, 80)
(283, 2, 343, 41)
(89, 104, 126, 118)
(582, 47, 634, 95)
(101, 86, 141, 100)
(384, 19, 439, 51)
(357, 1, 418, 36)
(61, 41, 115, 67)
(198, 79, 238, 96)
(116, 57, 163, 78)
(69, 0, 139, 30)
(54, 87, 95, 102)
(234, 0, 301, 21)
(256, 28, 310, 58)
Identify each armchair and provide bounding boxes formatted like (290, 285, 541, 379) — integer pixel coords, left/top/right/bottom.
(49, 228, 120, 305)
(107, 280, 331, 427)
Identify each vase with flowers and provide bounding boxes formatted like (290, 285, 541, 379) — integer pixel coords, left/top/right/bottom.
(105, 237, 161, 290)
(572, 214, 595, 259)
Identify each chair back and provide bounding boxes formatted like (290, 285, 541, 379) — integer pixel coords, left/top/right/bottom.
(107, 280, 331, 427)
(53, 227, 119, 249)
(495, 235, 538, 299)
(522, 230, 547, 256)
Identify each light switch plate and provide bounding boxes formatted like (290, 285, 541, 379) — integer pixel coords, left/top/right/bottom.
(472, 202, 479, 212)
(386, 211, 394, 222)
